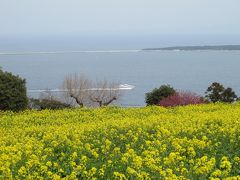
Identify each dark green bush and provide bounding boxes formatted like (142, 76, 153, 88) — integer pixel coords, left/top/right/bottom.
(205, 82, 238, 103)
(29, 98, 71, 110)
(0, 70, 28, 111)
(145, 85, 176, 105)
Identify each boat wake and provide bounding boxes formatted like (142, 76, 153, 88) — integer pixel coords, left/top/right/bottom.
(28, 84, 135, 93)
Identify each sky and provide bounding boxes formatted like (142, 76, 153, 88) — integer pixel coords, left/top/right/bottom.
(1, 0, 240, 37)
(1, 0, 240, 51)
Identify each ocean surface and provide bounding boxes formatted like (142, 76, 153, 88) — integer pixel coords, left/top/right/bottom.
(0, 50, 240, 106)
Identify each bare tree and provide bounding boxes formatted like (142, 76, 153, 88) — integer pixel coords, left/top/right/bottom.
(39, 89, 55, 101)
(63, 74, 122, 108)
(89, 79, 121, 107)
(63, 73, 91, 107)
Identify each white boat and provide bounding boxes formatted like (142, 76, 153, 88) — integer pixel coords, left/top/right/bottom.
(28, 84, 135, 93)
(118, 84, 135, 90)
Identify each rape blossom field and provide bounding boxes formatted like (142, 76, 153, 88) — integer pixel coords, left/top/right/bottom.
(1, 104, 240, 179)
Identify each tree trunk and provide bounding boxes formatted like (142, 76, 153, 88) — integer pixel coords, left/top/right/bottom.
(103, 97, 117, 106)
(70, 94, 84, 108)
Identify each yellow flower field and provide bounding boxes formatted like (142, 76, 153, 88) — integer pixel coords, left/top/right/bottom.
(1, 103, 240, 179)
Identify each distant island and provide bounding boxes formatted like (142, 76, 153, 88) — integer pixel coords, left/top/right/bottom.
(142, 45, 240, 51)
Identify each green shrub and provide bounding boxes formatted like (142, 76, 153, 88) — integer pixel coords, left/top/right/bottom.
(205, 82, 238, 103)
(29, 98, 71, 110)
(145, 85, 176, 105)
(0, 70, 28, 111)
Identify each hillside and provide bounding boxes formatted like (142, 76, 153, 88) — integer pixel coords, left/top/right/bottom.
(1, 104, 240, 179)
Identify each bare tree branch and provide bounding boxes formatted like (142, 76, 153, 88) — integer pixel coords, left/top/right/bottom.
(89, 79, 120, 107)
(63, 73, 91, 107)
(63, 74, 121, 107)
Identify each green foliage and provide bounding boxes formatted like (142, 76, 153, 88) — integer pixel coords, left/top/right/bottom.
(205, 82, 238, 103)
(29, 98, 71, 110)
(145, 85, 176, 105)
(0, 69, 28, 111)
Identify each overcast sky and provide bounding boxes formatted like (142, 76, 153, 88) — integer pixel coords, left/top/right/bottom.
(0, 0, 240, 37)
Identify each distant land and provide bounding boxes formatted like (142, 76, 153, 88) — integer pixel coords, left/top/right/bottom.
(1, 45, 240, 55)
(142, 45, 240, 51)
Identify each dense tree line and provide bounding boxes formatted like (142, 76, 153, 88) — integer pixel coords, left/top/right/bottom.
(145, 82, 238, 107)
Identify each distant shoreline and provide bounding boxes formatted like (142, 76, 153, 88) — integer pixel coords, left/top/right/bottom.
(142, 45, 240, 51)
(1, 45, 240, 55)
(0, 50, 141, 55)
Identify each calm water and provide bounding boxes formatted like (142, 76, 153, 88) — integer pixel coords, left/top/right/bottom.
(0, 50, 240, 106)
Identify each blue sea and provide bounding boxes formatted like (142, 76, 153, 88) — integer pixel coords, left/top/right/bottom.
(1, 49, 240, 106)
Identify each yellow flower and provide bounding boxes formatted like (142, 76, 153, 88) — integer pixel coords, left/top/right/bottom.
(211, 169, 222, 178)
(89, 167, 97, 177)
(220, 156, 232, 176)
(113, 171, 127, 180)
(1, 104, 240, 179)
(18, 166, 27, 176)
(72, 152, 78, 159)
(46, 161, 52, 167)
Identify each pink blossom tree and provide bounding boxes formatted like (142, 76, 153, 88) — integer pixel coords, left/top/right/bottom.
(159, 91, 204, 107)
